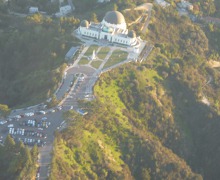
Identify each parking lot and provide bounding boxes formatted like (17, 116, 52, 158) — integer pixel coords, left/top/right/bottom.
(0, 106, 62, 147)
(0, 70, 95, 149)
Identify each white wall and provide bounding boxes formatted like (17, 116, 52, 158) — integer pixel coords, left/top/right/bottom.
(101, 20, 127, 31)
(79, 26, 137, 46)
(80, 27, 99, 39)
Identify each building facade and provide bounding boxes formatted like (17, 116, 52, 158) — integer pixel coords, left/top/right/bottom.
(77, 11, 140, 47)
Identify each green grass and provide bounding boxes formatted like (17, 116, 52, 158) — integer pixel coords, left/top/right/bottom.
(78, 57, 90, 65)
(97, 47, 110, 59)
(84, 45, 99, 57)
(91, 60, 103, 69)
(145, 69, 163, 84)
(103, 50, 128, 69)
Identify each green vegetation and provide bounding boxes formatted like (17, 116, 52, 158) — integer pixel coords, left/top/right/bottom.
(97, 47, 110, 59)
(0, 135, 39, 180)
(103, 50, 128, 69)
(0, 104, 11, 118)
(50, 2, 220, 180)
(1, 0, 220, 179)
(84, 45, 99, 57)
(46, 95, 59, 108)
(0, 13, 79, 108)
(9, 0, 59, 14)
(91, 60, 103, 69)
(49, 62, 202, 179)
(79, 57, 90, 65)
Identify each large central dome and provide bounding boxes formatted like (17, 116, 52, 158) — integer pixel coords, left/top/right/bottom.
(103, 11, 126, 25)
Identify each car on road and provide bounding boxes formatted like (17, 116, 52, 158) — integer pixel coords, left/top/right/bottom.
(48, 109, 55, 113)
(8, 124, 14, 128)
(25, 112, 34, 117)
(39, 111, 46, 115)
(0, 120, 7, 125)
(41, 117, 47, 121)
(36, 111, 46, 115)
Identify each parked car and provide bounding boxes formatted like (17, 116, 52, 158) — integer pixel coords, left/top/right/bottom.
(14, 115, 21, 119)
(48, 109, 55, 113)
(41, 117, 47, 121)
(39, 111, 46, 115)
(25, 112, 34, 117)
(8, 124, 14, 128)
(0, 120, 7, 125)
(9, 128, 14, 134)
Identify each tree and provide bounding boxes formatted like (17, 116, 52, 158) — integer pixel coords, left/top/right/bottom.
(140, 168, 151, 180)
(0, 104, 11, 118)
(90, 13, 98, 23)
(31, 144, 39, 163)
(4, 135, 15, 152)
(204, 0, 216, 15)
(47, 94, 59, 108)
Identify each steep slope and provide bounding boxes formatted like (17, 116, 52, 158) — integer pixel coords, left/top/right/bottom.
(49, 63, 202, 180)
(49, 3, 220, 180)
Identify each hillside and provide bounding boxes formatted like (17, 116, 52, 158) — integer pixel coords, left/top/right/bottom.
(49, 3, 220, 180)
(0, 12, 78, 108)
(49, 62, 202, 179)
(0, 135, 38, 180)
(1, 0, 220, 179)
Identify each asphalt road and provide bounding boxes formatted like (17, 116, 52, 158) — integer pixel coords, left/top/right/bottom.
(0, 63, 97, 179)
(38, 66, 96, 179)
(56, 65, 95, 100)
(0, 37, 153, 179)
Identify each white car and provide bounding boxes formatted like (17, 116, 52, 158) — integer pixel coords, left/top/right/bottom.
(9, 128, 14, 134)
(41, 117, 47, 121)
(39, 111, 46, 115)
(8, 124, 14, 128)
(14, 115, 21, 119)
(25, 112, 34, 117)
(49, 109, 55, 113)
(0, 120, 7, 125)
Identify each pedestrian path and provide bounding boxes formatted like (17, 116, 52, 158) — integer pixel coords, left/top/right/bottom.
(73, 46, 89, 66)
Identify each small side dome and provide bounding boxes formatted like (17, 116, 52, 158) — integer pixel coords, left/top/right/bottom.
(128, 30, 136, 38)
(80, 20, 89, 28)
